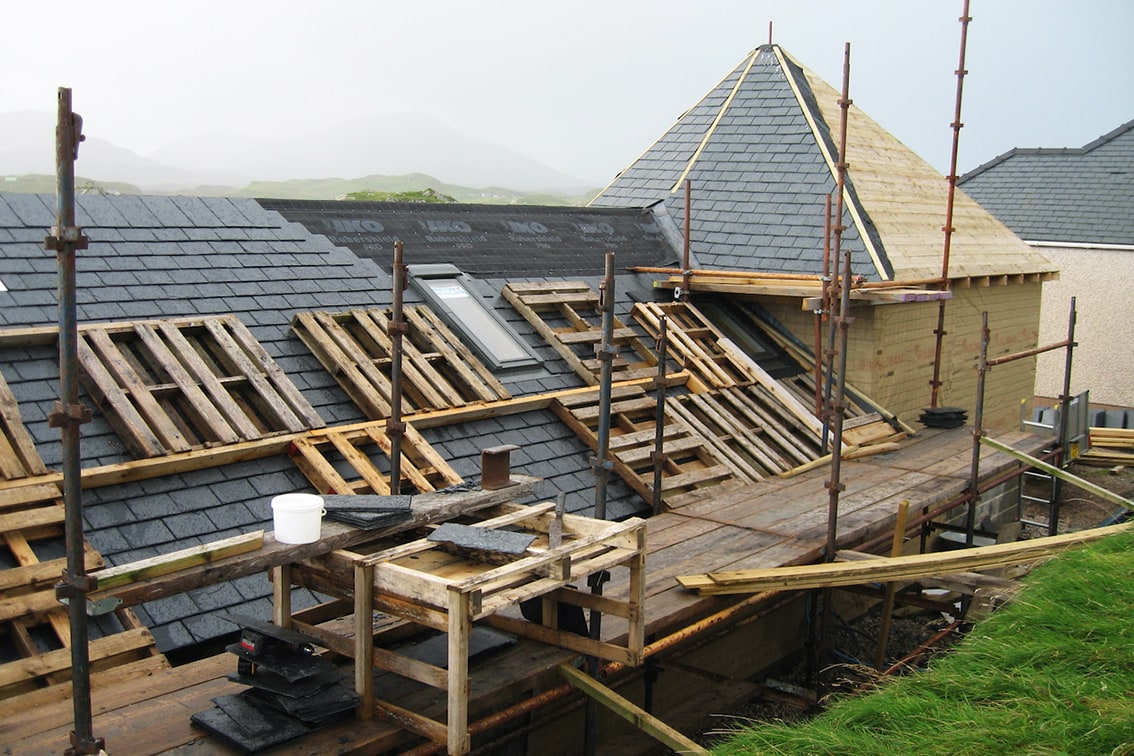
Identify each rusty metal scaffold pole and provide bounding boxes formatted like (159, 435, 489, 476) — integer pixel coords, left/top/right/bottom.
(45, 88, 103, 756)
(821, 43, 852, 451)
(652, 315, 669, 515)
(971, 299, 1078, 540)
(929, 0, 973, 408)
(966, 311, 991, 546)
(387, 241, 407, 494)
(823, 41, 854, 560)
(814, 193, 833, 418)
(584, 252, 617, 756)
(681, 180, 692, 300)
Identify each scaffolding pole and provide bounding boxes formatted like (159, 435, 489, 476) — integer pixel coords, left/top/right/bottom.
(968, 298, 1078, 544)
(929, 0, 973, 408)
(584, 252, 617, 755)
(387, 241, 407, 494)
(1051, 297, 1078, 535)
(45, 88, 103, 756)
(814, 194, 833, 418)
(821, 44, 853, 451)
(651, 315, 669, 515)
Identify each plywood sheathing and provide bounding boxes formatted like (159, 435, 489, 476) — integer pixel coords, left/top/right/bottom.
(780, 48, 1058, 282)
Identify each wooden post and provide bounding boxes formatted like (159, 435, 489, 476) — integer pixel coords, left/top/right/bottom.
(355, 562, 375, 719)
(627, 528, 647, 662)
(271, 564, 292, 628)
(448, 587, 471, 755)
(874, 500, 910, 669)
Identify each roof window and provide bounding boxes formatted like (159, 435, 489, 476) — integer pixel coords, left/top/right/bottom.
(408, 265, 538, 371)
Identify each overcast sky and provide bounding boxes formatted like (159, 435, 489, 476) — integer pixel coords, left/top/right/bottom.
(4, 0, 1132, 185)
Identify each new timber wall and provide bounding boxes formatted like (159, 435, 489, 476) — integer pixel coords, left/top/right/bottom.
(761, 282, 1044, 432)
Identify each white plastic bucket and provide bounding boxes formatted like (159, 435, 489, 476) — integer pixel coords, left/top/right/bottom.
(271, 493, 326, 544)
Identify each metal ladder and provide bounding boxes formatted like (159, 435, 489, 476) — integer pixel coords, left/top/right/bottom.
(1019, 392, 1091, 536)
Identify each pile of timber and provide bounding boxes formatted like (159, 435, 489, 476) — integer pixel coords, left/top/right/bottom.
(1080, 427, 1134, 467)
(676, 523, 1131, 595)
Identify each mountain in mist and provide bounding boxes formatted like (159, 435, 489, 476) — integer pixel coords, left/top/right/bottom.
(0, 111, 250, 190)
(0, 111, 591, 192)
(147, 113, 592, 191)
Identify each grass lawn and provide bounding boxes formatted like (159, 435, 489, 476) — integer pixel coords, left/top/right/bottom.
(712, 526, 1134, 755)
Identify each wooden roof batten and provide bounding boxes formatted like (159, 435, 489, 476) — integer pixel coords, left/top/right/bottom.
(632, 265, 1057, 309)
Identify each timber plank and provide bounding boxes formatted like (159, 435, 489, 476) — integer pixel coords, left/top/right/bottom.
(0, 374, 47, 477)
(342, 308, 430, 414)
(205, 318, 308, 432)
(0, 430, 27, 480)
(224, 316, 325, 429)
(0, 553, 102, 592)
(0, 627, 154, 690)
(504, 283, 598, 386)
(92, 532, 264, 591)
(294, 310, 393, 419)
(405, 305, 510, 402)
(134, 322, 241, 445)
(679, 523, 1132, 594)
(354, 308, 450, 410)
(156, 322, 262, 440)
(712, 389, 802, 469)
(290, 436, 355, 495)
(0, 503, 65, 534)
(692, 391, 787, 473)
(359, 426, 429, 493)
(329, 431, 392, 495)
(665, 397, 764, 481)
(503, 281, 656, 386)
(79, 330, 181, 456)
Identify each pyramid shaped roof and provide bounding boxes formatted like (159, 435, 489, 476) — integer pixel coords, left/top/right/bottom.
(592, 44, 1056, 283)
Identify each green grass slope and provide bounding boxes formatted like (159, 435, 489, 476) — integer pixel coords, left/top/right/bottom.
(713, 527, 1134, 756)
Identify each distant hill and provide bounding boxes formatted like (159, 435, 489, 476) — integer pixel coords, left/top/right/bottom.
(147, 113, 596, 192)
(0, 172, 600, 207)
(0, 112, 249, 190)
(1, 110, 597, 197)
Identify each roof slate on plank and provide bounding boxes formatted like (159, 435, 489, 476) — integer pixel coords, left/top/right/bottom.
(959, 120, 1134, 247)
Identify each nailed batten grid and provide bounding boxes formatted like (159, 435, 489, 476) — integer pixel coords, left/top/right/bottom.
(74, 316, 325, 458)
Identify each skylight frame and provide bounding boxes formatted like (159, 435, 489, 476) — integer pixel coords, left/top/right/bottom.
(407, 264, 539, 371)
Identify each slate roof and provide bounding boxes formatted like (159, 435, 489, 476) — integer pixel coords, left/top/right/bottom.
(592, 44, 1056, 282)
(0, 193, 654, 653)
(958, 120, 1134, 246)
(260, 200, 684, 277)
(591, 46, 874, 278)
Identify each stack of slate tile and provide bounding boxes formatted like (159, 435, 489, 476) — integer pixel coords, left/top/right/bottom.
(190, 616, 357, 753)
(919, 406, 968, 429)
(322, 494, 414, 529)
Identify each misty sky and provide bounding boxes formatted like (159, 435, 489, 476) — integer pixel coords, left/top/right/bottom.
(3, 0, 1132, 185)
